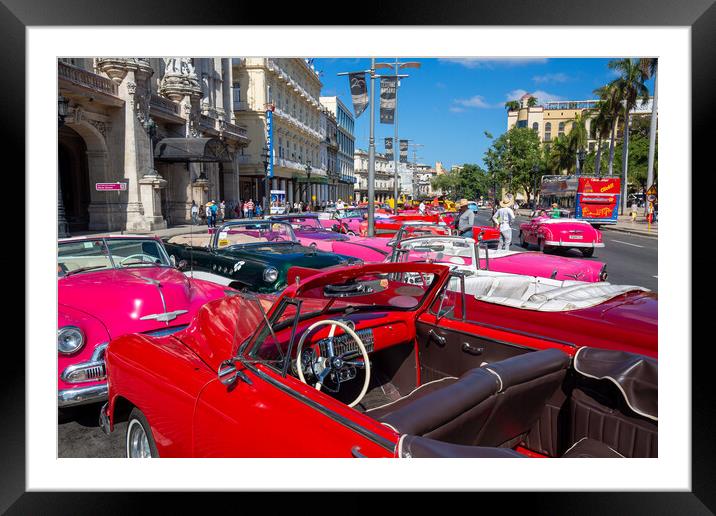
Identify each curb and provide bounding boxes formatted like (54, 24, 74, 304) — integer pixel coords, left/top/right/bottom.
(601, 225, 658, 238)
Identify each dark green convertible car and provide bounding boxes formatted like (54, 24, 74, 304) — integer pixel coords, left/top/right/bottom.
(162, 220, 362, 293)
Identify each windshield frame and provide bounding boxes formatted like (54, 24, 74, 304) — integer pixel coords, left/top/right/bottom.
(58, 237, 172, 275)
(211, 220, 299, 249)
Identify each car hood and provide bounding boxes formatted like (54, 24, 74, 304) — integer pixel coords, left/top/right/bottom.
(221, 243, 358, 267)
(487, 252, 604, 281)
(58, 267, 202, 338)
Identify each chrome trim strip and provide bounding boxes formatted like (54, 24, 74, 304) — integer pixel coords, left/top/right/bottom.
(242, 362, 396, 453)
(58, 384, 108, 407)
(544, 241, 605, 248)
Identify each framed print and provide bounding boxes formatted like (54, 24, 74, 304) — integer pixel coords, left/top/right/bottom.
(5, 0, 710, 512)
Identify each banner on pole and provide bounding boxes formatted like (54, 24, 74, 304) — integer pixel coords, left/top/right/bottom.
(348, 72, 368, 118)
(379, 76, 397, 124)
(400, 139, 409, 163)
(384, 137, 393, 161)
(266, 109, 274, 178)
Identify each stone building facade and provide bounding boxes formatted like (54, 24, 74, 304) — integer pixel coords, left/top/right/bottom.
(353, 149, 396, 203)
(58, 57, 249, 233)
(320, 107, 340, 202)
(232, 58, 328, 207)
(319, 96, 355, 201)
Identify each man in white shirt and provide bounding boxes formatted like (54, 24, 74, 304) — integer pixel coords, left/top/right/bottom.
(336, 199, 345, 210)
(492, 195, 516, 250)
(418, 201, 426, 214)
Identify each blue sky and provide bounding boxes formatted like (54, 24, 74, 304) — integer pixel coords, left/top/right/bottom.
(314, 58, 655, 169)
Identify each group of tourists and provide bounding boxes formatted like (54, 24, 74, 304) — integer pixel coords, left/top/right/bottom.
(455, 194, 516, 251)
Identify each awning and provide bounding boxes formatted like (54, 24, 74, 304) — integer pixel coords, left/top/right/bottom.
(154, 137, 232, 163)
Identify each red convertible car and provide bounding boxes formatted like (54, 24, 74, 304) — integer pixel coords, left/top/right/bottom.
(58, 235, 232, 409)
(103, 262, 657, 458)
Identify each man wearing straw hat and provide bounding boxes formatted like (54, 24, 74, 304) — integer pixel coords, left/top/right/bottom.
(456, 199, 475, 237)
(492, 194, 516, 250)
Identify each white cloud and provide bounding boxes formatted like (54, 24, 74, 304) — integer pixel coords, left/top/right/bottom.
(532, 72, 569, 84)
(449, 106, 465, 113)
(505, 89, 564, 104)
(440, 58, 548, 69)
(454, 95, 493, 108)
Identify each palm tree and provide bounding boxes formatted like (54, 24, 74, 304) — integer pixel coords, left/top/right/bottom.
(590, 101, 613, 177)
(547, 135, 573, 175)
(504, 100, 520, 111)
(568, 112, 589, 173)
(640, 58, 658, 192)
(593, 83, 622, 176)
(527, 96, 538, 107)
(608, 58, 650, 213)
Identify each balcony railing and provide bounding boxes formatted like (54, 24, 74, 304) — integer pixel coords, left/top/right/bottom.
(58, 61, 118, 97)
(150, 94, 181, 116)
(222, 120, 248, 139)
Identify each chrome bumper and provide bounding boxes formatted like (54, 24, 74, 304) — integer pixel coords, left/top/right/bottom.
(545, 241, 605, 248)
(58, 384, 108, 408)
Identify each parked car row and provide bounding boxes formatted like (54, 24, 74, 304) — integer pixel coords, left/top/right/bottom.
(58, 206, 656, 459)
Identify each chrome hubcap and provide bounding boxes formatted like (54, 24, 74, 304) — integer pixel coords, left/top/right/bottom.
(127, 420, 151, 458)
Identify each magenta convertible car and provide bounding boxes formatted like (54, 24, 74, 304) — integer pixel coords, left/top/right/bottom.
(57, 235, 232, 409)
(519, 216, 605, 257)
(270, 213, 391, 262)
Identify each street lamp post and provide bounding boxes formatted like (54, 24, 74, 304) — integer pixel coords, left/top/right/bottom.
(305, 161, 312, 209)
(532, 164, 539, 209)
(261, 146, 270, 216)
(375, 59, 420, 211)
(57, 95, 70, 238)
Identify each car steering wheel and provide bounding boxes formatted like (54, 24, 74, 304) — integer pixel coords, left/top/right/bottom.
(295, 319, 371, 408)
(120, 253, 157, 265)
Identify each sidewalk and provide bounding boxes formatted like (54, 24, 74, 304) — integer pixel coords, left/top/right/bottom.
(513, 209, 657, 238)
(68, 218, 246, 240)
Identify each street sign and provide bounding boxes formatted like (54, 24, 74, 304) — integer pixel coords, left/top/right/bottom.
(647, 194, 656, 202)
(646, 184, 657, 196)
(96, 182, 127, 191)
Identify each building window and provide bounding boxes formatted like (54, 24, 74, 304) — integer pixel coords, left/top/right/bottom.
(532, 122, 539, 132)
(589, 142, 595, 152)
(558, 122, 565, 137)
(232, 83, 241, 104)
(544, 122, 551, 142)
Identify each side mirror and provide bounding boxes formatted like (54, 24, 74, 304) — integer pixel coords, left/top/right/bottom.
(218, 359, 239, 387)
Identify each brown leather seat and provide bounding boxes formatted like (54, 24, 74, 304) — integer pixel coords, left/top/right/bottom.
(367, 369, 499, 445)
(475, 348, 571, 447)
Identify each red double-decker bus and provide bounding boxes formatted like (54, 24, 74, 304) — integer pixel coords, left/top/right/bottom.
(540, 175, 620, 225)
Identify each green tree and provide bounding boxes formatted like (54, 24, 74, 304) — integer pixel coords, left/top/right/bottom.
(639, 58, 658, 190)
(546, 134, 574, 174)
(483, 126, 542, 206)
(504, 100, 519, 111)
(593, 83, 622, 176)
(567, 112, 589, 172)
(527, 95, 538, 107)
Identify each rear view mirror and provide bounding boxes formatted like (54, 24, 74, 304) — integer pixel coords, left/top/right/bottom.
(177, 259, 188, 271)
(218, 360, 239, 387)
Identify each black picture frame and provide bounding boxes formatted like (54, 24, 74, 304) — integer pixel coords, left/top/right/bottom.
(6, 0, 708, 512)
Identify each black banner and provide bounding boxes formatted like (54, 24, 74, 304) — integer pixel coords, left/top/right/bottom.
(348, 72, 368, 118)
(380, 76, 397, 124)
(400, 139, 408, 163)
(385, 137, 393, 161)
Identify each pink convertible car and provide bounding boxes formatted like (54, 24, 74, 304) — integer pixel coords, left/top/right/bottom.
(58, 235, 232, 409)
(269, 213, 391, 262)
(519, 216, 605, 257)
(390, 231, 608, 282)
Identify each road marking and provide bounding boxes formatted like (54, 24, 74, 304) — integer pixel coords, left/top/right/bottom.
(611, 240, 644, 248)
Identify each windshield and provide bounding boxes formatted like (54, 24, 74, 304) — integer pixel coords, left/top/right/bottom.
(281, 217, 324, 232)
(336, 208, 366, 219)
(244, 266, 441, 365)
(214, 221, 297, 248)
(395, 237, 476, 266)
(57, 238, 170, 276)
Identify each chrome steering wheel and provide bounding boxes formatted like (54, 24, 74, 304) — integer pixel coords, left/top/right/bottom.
(295, 319, 371, 408)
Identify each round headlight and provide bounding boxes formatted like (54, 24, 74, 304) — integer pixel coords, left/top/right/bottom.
(58, 326, 85, 355)
(263, 267, 279, 283)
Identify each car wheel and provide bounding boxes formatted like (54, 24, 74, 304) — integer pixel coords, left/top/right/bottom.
(126, 407, 159, 458)
(347, 231, 356, 237)
(519, 232, 528, 248)
(581, 248, 595, 258)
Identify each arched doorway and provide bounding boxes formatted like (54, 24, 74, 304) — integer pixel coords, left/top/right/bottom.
(58, 125, 91, 231)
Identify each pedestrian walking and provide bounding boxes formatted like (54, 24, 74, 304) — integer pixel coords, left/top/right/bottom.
(209, 200, 218, 228)
(256, 203, 263, 218)
(630, 200, 638, 223)
(219, 200, 226, 223)
(245, 199, 254, 219)
(418, 200, 426, 215)
(456, 199, 475, 237)
(205, 202, 213, 228)
(493, 195, 516, 251)
(191, 200, 199, 225)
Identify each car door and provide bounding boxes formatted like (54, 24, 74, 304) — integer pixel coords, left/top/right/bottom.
(192, 363, 396, 458)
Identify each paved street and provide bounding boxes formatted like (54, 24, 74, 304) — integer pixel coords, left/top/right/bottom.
(58, 404, 126, 458)
(473, 209, 658, 291)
